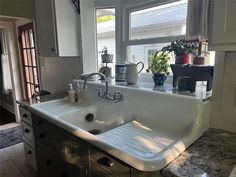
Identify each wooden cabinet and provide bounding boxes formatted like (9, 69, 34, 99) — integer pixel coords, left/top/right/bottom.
(31, 112, 161, 177)
(209, 0, 236, 51)
(35, 0, 80, 57)
(19, 106, 37, 171)
(32, 114, 88, 177)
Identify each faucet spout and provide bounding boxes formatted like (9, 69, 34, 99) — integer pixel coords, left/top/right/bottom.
(83, 72, 108, 89)
(83, 72, 123, 103)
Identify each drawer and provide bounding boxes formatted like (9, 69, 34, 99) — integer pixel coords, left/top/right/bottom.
(89, 147, 130, 177)
(24, 142, 37, 171)
(37, 143, 83, 177)
(33, 114, 59, 137)
(19, 106, 32, 125)
(22, 121, 34, 145)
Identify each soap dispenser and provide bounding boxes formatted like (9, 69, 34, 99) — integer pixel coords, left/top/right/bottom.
(68, 84, 76, 103)
(72, 79, 82, 103)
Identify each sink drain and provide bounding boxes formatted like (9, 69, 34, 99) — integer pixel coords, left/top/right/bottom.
(88, 129, 101, 135)
(85, 113, 94, 122)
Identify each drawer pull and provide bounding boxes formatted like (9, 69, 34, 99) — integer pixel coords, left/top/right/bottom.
(39, 133, 46, 138)
(27, 150, 32, 155)
(46, 159, 52, 166)
(61, 173, 69, 177)
(97, 157, 114, 167)
(24, 129, 30, 133)
(38, 120, 43, 125)
(23, 114, 28, 118)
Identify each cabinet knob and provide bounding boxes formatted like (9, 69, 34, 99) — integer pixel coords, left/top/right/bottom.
(39, 133, 46, 138)
(22, 114, 28, 118)
(27, 150, 32, 155)
(61, 173, 69, 177)
(51, 48, 55, 52)
(24, 129, 30, 133)
(38, 120, 43, 125)
(97, 157, 114, 167)
(46, 159, 52, 166)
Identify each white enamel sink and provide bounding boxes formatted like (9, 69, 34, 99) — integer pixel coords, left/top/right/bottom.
(30, 98, 130, 134)
(230, 165, 236, 177)
(58, 106, 128, 134)
(30, 81, 209, 172)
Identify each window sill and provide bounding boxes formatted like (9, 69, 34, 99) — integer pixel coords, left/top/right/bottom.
(114, 80, 212, 101)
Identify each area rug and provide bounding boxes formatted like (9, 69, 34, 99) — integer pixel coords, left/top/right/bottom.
(0, 123, 23, 149)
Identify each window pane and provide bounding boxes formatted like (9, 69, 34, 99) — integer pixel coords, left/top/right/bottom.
(24, 30, 30, 48)
(130, 0, 187, 40)
(27, 83, 32, 98)
(96, 8, 116, 77)
(25, 67, 30, 82)
(27, 49, 32, 66)
(31, 49, 36, 66)
(23, 49, 28, 65)
(127, 43, 175, 73)
(29, 29, 35, 48)
(29, 67, 34, 83)
(33, 68, 38, 84)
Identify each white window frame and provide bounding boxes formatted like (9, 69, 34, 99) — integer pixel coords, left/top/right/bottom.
(94, 0, 122, 67)
(121, 0, 187, 63)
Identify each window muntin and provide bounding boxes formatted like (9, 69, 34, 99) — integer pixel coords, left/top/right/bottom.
(129, 0, 188, 40)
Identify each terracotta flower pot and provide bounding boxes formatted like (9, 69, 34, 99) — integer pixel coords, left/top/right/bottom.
(175, 54, 191, 64)
(193, 56, 205, 65)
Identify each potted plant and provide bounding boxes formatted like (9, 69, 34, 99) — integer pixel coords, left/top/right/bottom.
(192, 41, 209, 65)
(146, 51, 170, 86)
(99, 46, 113, 63)
(161, 39, 198, 64)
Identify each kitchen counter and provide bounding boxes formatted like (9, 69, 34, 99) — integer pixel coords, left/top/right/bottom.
(16, 93, 67, 108)
(162, 128, 236, 177)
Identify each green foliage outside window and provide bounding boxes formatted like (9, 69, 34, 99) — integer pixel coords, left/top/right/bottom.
(97, 16, 115, 23)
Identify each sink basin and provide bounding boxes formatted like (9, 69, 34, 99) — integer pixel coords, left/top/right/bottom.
(30, 98, 130, 135)
(58, 105, 128, 134)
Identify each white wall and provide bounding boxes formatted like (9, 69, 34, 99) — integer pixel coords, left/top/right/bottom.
(211, 52, 236, 133)
(39, 57, 82, 93)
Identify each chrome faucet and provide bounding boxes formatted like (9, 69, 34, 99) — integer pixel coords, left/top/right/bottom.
(83, 72, 123, 103)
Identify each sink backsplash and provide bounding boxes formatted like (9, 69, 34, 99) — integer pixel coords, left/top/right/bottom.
(82, 81, 210, 135)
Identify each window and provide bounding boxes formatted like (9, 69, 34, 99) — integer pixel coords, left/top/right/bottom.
(96, 8, 116, 77)
(18, 23, 40, 99)
(124, 0, 188, 72)
(129, 1, 187, 40)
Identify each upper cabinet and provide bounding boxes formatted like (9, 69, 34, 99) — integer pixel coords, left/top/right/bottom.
(209, 0, 236, 51)
(35, 0, 80, 57)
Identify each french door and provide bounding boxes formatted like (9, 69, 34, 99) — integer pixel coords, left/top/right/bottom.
(18, 23, 40, 99)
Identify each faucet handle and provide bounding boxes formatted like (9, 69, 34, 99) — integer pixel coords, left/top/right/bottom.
(114, 91, 123, 102)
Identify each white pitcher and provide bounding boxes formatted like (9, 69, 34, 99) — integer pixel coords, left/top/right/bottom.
(125, 62, 144, 84)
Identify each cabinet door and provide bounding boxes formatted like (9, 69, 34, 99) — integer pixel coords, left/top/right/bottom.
(54, 0, 80, 56)
(210, 0, 236, 46)
(35, 0, 58, 57)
